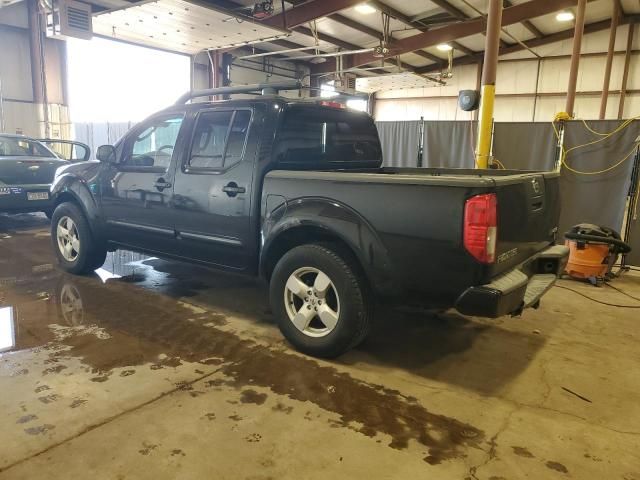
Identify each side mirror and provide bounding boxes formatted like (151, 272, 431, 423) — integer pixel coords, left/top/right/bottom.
(96, 145, 117, 163)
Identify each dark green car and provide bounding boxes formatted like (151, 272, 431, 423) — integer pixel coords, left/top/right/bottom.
(0, 134, 90, 217)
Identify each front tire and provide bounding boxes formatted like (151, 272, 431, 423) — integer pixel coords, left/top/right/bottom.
(51, 202, 106, 274)
(270, 244, 371, 358)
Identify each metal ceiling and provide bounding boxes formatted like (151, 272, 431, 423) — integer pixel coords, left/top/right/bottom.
(32, 0, 640, 77)
(92, 0, 290, 54)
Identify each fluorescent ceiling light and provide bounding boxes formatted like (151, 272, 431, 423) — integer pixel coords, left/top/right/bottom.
(436, 43, 453, 51)
(354, 4, 376, 14)
(556, 11, 574, 22)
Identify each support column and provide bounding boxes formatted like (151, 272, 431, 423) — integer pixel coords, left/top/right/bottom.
(27, 0, 44, 105)
(368, 91, 376, 118)
(618, 24, 635, 120)
(475, 0, 502, 169)
(59, 40, 70, 107)
(599, 1, 619, 119)
(211, 51, 222, 89)
(28, 0, 48, 137)
(309, 74, 321, 98)
(565, 0, 587, 117)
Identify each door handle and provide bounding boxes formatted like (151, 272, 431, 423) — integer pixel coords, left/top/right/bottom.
(154, 178, 172, 191)
(222, 182, 246, 197)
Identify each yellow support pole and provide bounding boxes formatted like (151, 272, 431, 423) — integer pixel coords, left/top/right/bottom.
(474, 0, 502, 169)
(475, 84, 495, 169)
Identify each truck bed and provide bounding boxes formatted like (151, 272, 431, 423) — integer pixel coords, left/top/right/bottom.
(263, 167, 560, 303)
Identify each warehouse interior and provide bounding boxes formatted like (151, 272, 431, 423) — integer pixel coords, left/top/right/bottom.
(1, 0, 640, 479)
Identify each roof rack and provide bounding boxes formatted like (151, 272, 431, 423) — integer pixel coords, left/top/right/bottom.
(176, 81, 303, 105)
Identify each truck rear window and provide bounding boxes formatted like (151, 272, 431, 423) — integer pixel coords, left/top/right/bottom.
(274, 107, 382, 168)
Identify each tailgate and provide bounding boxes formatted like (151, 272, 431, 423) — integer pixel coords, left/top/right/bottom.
(489, 171, 561, 277)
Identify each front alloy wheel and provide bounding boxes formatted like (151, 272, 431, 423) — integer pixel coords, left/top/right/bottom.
(56, 216, 81, 262)
(50, 202, 107, 275)
(284, 267, 341, 338)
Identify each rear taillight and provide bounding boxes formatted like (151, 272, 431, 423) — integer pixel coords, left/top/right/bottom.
(318, 100, 346, 109)
(464, 193, 497, 263)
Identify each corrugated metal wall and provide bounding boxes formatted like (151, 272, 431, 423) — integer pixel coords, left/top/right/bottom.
(0, 2, 69, 137)
(375, 26, 640, 122)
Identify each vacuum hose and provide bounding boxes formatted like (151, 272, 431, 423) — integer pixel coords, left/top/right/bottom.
(564, 232, 631, 254)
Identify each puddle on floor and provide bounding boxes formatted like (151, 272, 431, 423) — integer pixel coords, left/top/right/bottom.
(1, 219, 485, 465)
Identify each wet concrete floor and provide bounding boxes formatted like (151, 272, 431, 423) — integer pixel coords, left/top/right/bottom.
(1, 213, 639, 479)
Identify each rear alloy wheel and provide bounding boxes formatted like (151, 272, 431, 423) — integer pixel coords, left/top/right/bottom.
(284, 266, 341, 338)
(270, 244, 371, 358)
(51, 202, 107, 275)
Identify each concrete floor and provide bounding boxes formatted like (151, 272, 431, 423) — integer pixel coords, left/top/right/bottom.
(1, 213, 639, 480)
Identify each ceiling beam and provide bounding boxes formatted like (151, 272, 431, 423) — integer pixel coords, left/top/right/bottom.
(414, 15, 640, 74)
(326, 13, 445, 65)
(293, 25, 362, 50)
(328, 13, 382, 38)
(428, 0, 467, 19)
(369, 0, 475, 58)
(349, 0, 579, 68)
(261, 0, 363, 29)
(503, 0, 544, 38)
(422, 0, 511, 48)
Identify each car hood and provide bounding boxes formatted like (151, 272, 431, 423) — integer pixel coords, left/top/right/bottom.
(0, 156, 68, 185)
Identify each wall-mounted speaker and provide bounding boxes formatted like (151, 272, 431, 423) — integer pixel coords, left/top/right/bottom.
(459, 90, 480, 111)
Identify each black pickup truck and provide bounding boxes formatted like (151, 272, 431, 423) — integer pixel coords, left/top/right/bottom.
(49, 82, 568, 357)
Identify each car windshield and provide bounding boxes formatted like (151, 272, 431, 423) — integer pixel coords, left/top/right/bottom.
(0, 136, 56, 158)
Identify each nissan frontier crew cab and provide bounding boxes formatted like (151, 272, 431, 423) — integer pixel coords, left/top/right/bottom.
(49, 82, 569, 358)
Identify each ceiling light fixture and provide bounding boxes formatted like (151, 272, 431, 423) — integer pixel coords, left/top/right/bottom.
(436, 43, 453, 51)
(354, 4, 376, 14)
(556, 11, 574, 22)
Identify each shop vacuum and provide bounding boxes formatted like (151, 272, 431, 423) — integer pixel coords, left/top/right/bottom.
(564, 224, 631, 285)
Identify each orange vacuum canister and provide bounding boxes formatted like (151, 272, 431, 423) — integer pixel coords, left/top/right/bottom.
(564, 224, 631, 284)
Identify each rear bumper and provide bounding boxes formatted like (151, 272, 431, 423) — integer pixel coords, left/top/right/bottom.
(455, 245, 569, 318)
(0, 184, 53, 213)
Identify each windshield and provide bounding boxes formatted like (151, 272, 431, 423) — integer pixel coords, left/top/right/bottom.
(0, 136, 56, 158)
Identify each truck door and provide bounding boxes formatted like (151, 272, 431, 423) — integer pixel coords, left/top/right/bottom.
(171, 108, 255, 270)
(100, 113, 185, 252)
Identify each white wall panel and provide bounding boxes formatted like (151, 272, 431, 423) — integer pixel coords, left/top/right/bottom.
(0, 2, 28, 29)
(622, 96, 640, 119)
(44, 40, 64, 105)
(1, 101, 40, 136)
(495, 61, 539, 94)
(0, 29, 33, 101)
(627, 55, 640, 90)
(374, 27, 640, 122)
(494, 97, 535, 121)
(537, 58, 569, 94)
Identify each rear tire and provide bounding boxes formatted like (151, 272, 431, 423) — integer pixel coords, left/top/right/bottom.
(51, 202, 106, 274)
(270, 243, 371, 358)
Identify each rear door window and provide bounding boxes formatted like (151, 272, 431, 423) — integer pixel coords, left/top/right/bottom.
(187, 109, 252, 171)
(274, 107, 382, 168)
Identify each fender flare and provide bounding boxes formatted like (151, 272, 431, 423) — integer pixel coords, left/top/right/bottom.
(51, 173, 104, 235)
(260, 197, 396, 294)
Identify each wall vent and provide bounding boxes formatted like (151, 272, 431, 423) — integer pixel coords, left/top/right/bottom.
(47, 0, 93, 41)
